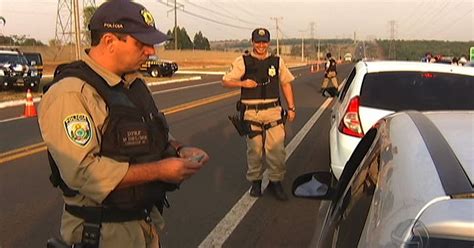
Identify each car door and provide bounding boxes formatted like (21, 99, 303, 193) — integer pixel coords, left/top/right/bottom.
(319, 128, 381, 247)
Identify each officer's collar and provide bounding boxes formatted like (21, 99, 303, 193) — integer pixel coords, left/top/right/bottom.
(250, 51, 271, 60)
(82, 50, 142, 88)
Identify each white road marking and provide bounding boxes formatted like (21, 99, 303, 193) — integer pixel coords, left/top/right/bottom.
(147, 76, 202, 86)
(198, 97, 334, 248)
(153, 81, 222, 95)
(0, 116, 25, 123)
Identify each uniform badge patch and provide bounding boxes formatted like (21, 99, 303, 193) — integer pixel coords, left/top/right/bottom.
(64, 114, 92, 147)
(268, 65, 276, 77)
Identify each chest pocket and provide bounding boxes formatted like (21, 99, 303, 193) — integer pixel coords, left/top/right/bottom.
(117, 121, 150, 155)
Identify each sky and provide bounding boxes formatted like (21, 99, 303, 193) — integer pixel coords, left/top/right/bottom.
(0, 0, 473, 44)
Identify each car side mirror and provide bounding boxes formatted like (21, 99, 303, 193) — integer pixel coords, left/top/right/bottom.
(292, 171, 334, 200)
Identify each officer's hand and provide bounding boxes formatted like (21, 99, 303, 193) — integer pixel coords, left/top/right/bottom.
(177, 146, 210, 164)
(157, 157, 205, 183)
(287, 110, 296, 122)
(241, 79, 257, 88)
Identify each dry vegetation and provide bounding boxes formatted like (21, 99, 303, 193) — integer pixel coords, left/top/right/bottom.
(20, 46, 306, 74)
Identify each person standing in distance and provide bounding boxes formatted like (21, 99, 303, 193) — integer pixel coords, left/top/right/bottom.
(38, 1, 209, 247)
(321, 52, 338, 96)
(222, 28, 296, 201)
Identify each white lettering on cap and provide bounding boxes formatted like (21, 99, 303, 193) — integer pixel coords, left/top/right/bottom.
(103, 23, 124, 29)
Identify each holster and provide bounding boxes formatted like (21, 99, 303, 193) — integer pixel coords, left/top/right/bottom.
(228, 101, 288, 138)
(228, 114, 252, 136)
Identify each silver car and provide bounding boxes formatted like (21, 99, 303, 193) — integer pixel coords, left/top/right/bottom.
(293, 111, 474, 247)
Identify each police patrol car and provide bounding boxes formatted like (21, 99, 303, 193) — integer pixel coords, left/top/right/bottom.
(139, 55, 178, 78)
(0, 47, 41, 91)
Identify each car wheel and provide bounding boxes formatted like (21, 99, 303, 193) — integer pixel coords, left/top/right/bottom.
(149, 67, 160, 78)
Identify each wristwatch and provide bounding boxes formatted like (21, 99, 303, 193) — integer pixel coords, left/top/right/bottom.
(288, 107, 296, 112)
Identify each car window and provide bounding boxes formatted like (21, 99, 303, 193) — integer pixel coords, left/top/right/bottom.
(360, 71, 474, 111)
(24, 54, 43, 65)
(0, 53, 22, 64)
(331, 128, 378, 207)
(339, 68, 356, 102)
(319, 128, 378, 247)
(334, 149, 380, 247)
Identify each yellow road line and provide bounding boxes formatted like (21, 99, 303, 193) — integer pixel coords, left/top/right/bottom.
(163, 90, 239, 115)
(0, 142, 47, 164)
(0, 90, 240, 165)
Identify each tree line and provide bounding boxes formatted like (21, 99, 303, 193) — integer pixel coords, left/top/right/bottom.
(377, 40, 474, 61)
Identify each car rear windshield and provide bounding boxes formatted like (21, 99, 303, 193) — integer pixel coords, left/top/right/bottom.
(360, 71, 474, 111)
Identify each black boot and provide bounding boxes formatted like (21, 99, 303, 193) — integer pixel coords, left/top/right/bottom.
(249, 180, 262, 197)
(268, 181, 288, 201)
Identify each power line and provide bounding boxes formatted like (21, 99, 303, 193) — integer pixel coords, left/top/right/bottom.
(156, 0, 253, 30)
(399, 0, 431, 27)
(225, 0, 272, 26)
(424, 7, 473, 39)
(184, 0, 260, 26)
(403, 0, 452, 39)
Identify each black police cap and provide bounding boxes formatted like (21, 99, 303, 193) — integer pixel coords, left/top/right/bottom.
(88, 0, 169, 45)
(251, 28, 270, 43)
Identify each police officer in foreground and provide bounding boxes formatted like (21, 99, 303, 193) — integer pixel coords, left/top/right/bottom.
(222, 28, 296, 201)
(38, 0, 209, 247)
(320, 52, 338, 96)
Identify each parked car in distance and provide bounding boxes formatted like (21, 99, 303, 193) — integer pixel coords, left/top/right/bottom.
(23, 52, 43, 91)
(344, 53, 352, 62)
(293, 111, 474, 247)
(139, 55, 178, 78)
(329, 61, 474, 179)
(0, 47, 31, 91)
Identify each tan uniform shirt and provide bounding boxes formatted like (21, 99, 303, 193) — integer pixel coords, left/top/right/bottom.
(38, 51, 163, 248)
(222, 51, 295, 104)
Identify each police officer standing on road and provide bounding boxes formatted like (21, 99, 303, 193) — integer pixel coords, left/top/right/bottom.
(38, 1, 209, 247)
(222, 28, 296, 201)
(321, 52, 338, 96)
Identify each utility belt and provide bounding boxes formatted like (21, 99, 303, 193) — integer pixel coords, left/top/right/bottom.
(228, 100, 287, 138)
(47, 203, 161, 248)
(236, 100, 280, 112)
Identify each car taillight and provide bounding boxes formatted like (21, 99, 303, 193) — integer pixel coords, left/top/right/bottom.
(338, 96, 363, 137)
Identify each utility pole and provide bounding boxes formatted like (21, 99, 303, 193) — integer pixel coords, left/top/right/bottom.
(309, 22, 315, 60)
(174, 0, 177, 50)
(298, 30, 305, 62)
(167, 0, 183, 50)
(270, 17, 283, 55)
(55, 0, 95, 60)
(72, 0, 81, 60)
(388, 20, 397, 60)
(317, 40, 321, 63)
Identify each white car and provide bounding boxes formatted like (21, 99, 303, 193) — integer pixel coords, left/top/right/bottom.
(329, 61, 474, 179)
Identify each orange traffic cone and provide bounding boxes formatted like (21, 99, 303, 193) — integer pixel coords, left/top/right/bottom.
(23, 88, 37, 117)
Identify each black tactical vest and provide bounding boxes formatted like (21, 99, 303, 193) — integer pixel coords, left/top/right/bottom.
(240, 54, 280, 100)
(327, 58, 337, 72)
(48, 61, 176, 210)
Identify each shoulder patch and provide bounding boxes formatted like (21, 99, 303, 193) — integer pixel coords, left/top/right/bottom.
(64, 114, 92, 147)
